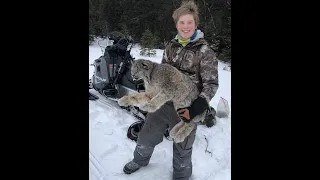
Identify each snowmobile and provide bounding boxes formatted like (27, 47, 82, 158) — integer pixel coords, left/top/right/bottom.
(89, 32, 147, 120)
(89, 32, 216, 142)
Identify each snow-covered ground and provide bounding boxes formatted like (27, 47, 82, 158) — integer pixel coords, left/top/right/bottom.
(89, 38, 231, 180)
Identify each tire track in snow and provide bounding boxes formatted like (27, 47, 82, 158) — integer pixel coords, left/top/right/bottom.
(99, 143, 119, 159)
(89, 151, 108, 180)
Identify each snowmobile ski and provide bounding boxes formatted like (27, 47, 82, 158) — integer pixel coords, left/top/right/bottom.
(89, 92, 99, 101)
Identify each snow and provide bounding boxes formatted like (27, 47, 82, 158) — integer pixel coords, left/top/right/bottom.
(89, 38, 231, 180)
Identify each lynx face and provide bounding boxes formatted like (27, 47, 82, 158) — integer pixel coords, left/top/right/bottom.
(131, 59, 154, 81)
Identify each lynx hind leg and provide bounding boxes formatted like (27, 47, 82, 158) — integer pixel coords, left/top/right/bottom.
(169, 120, 185, 139)
(173, 122, 195, 143)
(118, 93, 151, 107)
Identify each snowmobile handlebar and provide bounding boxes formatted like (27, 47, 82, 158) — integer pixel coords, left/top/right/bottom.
(108, 37, 133, 54)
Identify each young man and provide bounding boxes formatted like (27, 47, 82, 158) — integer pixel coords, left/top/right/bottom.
(123, 1, 219, 179)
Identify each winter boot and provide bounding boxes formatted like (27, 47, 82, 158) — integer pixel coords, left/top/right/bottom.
(123, 161, 143, 174)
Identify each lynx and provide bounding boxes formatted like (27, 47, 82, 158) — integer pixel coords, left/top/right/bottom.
(118, 59, 206, 143)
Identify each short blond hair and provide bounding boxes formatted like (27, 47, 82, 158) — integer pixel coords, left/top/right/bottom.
(172, 1, 199, 26)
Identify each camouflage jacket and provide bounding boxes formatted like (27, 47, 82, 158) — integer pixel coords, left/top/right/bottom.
(161, 31, 219, 103)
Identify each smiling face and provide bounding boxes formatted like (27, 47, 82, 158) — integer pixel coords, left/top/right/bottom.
(176, 13, 196, 39)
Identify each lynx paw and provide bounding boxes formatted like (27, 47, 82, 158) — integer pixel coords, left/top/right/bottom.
(169, 130, 177, 139)
(172, 123, 195, 144)
(118, 96, 131, 107)
(169, 126, 179, 139)
(169, 121, 185, 139)
(173, 133, 186, 143)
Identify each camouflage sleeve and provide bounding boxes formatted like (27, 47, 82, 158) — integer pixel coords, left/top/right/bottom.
(199, 45, 219, 103)
(161, 48, 167, 64)
(161, 43, 171, 64)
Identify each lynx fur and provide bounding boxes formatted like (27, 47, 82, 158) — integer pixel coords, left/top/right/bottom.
(118, 59, 206, 143)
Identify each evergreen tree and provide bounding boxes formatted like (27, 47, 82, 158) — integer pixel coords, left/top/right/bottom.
(89, 0, 231, 63)
(140, 29, 159, 57)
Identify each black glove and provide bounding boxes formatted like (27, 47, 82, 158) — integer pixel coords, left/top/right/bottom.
(177, 96, 208, 123)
